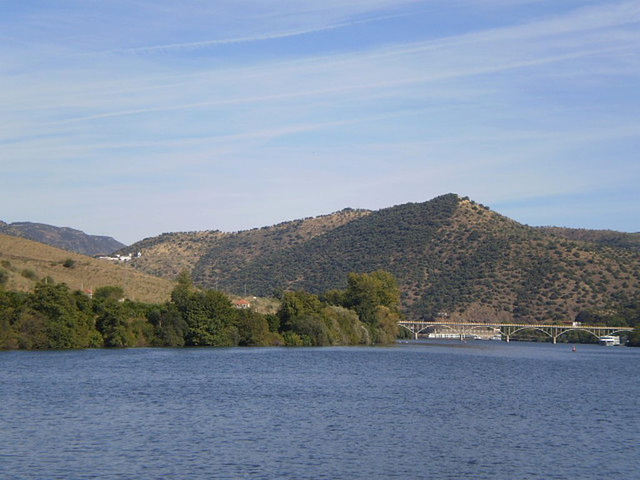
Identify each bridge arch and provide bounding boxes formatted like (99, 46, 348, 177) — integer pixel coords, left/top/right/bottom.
(399, 321, 500, 340)
(397, 321, 633, 343)
(555, 328, 599, 342)
(505, 325, 553, 340)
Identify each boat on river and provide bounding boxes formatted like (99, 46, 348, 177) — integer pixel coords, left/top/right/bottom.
(598, 335, 621, 346)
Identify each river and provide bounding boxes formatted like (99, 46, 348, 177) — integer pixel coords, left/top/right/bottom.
(1, 341, 639, 479)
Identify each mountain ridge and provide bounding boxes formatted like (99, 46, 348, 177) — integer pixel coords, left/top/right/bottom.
(0, 221, 125, 256)
(122, 194, 640, 324)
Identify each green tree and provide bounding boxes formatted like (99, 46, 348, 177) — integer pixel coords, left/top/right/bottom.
(265, 313, 280, 333)
(236, 309, 278, 346)
(95, 303, 130, 347)
(322, 288, 346, 306)
(277, 290, 324, 330)
(372, 305, 400, 343)
(93, 294, 155, 348)
(14, 310, 49, 349)
(173, 285, 238, 346)
(27, 280, 99, 349)
(628, 325, 640, 347)
(171, 270, 195, 308)
(286, 314, 331, 346)
(319, 305, 368, 345)
(0, 291, 20, 348)
(343, 270, 401, 326)
(147, 304, 187, 347)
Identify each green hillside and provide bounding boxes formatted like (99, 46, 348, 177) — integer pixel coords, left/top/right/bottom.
(125, 194, 640, 324)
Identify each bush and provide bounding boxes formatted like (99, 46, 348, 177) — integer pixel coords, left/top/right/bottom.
(287, 315, 331, 346)
(94, 286, 125, 302)
(237, 310, 272, 346)
(283, 331, 304, 346)
(21, 269, 38, 280)
(62, 258, 76, 268)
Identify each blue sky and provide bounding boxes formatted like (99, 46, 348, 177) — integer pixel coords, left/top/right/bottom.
(1, 0, 639, 244)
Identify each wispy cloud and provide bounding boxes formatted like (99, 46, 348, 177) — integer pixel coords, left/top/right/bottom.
(108, 10, 418, 56)
(1, 0, 639, 241)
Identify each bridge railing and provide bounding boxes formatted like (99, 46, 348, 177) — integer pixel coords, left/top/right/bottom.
(398, 321, 633, 343)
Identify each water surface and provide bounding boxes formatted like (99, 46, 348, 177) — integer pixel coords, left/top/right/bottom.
(1, 341, 639, 479)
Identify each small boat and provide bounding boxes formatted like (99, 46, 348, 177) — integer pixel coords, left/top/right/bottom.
(598, 336, 621, 346)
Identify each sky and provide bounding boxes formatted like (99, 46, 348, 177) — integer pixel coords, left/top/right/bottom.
(1, 0, 639, 244)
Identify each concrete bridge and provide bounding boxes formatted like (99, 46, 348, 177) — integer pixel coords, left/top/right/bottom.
(398, 320, 634, 344)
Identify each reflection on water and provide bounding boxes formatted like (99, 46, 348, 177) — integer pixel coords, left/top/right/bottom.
(1, 342, 639, 479)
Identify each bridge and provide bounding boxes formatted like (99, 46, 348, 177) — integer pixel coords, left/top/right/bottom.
(398, 320, 634, 344)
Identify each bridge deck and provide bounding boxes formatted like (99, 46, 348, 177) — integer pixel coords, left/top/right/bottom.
(398, 321, 633, 343)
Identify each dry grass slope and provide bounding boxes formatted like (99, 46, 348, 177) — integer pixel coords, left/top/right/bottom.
(126, 209, 371, 282)
(0, 234, 173, 303)
(126, 230, 226, 280)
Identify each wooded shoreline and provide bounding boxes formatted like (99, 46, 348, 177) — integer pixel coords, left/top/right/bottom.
(0, 271, 404, 350)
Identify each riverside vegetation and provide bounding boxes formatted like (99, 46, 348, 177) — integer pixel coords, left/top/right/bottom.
(0, 270, 403, 349)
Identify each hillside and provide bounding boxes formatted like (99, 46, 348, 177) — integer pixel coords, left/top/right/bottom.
(124, 194, 640, 323)
(537, 227, 640, 251)
(123, 208, 371, 281)
(0, 234, 173, 303)
(0, 221, 125, 255)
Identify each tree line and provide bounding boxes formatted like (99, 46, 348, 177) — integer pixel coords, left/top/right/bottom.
(0, 270, 403, 350)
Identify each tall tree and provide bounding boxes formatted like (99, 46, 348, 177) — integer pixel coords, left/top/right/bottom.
(277, 290, 324, 330)
(343, 271, 401, 326)
(27, 280, 98, 348)
(174, 287, 238, 346)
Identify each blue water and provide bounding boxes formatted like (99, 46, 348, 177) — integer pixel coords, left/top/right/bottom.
(1, 341, 639, 479)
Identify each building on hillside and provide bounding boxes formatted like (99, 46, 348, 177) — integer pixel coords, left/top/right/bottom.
(97, 252, 141, 262)
(233, 298, 251, 309)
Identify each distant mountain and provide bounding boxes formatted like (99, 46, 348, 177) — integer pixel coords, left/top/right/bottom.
(0, 221, 125, 256)
(124, 194, 640, 323)
(536, 226, 640, 251)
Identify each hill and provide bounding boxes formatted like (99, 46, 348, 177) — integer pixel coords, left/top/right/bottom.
(0, 234, 173, 303)
(0, 221, 125, 255)
(124, 194, 640, 323)
(123, 208, 371, 280)
(536, 227, 640, 251)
